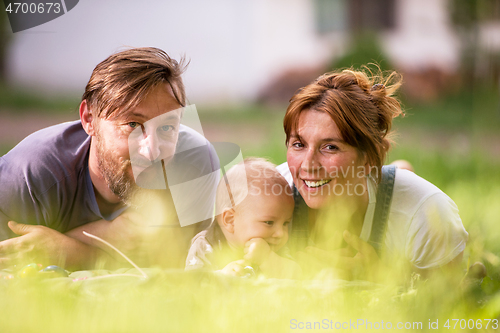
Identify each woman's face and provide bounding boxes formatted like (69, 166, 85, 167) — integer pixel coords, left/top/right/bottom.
(286, 109, 368, 210)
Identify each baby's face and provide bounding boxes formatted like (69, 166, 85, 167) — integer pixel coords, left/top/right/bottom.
(231, 191, 294, 252)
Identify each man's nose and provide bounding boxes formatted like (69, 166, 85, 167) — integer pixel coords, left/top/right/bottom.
(139, 130, 161, 162)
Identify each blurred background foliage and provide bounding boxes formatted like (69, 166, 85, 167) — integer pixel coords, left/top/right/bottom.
(0, 2, 9, 81)
(328, 32, 394, 72)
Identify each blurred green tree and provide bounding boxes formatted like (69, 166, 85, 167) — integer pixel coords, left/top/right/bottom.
(0, 8, 11, 81)
(328, 32, 395, 72)
(451, 0, 500, 88)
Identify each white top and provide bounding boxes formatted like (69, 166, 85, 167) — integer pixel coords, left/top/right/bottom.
(276, 163, 468, 269)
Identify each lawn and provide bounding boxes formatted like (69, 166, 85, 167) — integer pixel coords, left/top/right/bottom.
(1, 87, 500, 332)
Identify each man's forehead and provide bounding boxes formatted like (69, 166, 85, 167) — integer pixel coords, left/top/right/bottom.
(111, 82, 182, 121)
(128, 110, 182, 122)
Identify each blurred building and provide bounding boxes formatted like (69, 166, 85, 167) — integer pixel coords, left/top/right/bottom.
(5, 0, 500, 104)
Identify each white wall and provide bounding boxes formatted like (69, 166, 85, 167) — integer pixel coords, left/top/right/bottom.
(382, 0, 460, 72)
(6, 0, 328, 104)
(6, 0, 472, 103)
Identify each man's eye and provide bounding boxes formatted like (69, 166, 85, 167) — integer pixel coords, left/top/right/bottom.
(128, 122, 140, 129)
(159, 125, 174, 132)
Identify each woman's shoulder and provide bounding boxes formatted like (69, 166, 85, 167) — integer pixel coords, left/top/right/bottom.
(387, 168, 468, 269)
(388, 167, 462, 239)
(392, 168, 447, 207)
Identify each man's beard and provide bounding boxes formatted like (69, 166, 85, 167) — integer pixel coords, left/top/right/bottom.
(95, 134, 137, 205)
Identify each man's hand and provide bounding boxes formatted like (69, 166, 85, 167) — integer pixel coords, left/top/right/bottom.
(243, 238, 271, 266)
(0, 221, 102, 270)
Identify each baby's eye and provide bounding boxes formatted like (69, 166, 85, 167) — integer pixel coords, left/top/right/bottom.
(263, 221, 274, 226)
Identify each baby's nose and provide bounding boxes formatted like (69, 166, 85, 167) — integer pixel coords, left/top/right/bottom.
(273, 226, 284, 238)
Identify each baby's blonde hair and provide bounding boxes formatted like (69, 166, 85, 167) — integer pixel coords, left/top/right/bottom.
(215, 158, 291, 218)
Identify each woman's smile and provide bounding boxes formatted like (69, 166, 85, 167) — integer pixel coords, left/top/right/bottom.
(303, 179, 332, 188)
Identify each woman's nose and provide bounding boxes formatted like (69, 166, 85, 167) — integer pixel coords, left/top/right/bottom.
(301, 148, 320, 172)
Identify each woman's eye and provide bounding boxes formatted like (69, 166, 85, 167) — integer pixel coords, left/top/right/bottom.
(325, 144, 339, 151)
(291, 142, 303, 148)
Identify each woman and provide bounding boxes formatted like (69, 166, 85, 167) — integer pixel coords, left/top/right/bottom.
(277, 68, 468, 280)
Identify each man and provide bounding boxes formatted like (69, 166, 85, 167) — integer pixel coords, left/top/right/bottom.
(0, 47, 218, 269)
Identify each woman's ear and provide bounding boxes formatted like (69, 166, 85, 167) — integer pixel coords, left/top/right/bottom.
(219, 208, 236, 234)
(80, 100, 97, 136)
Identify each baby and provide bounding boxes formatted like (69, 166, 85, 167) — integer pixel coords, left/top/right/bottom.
(185, 158, 301, 278)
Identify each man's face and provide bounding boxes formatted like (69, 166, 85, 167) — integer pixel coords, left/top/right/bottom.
(93, 83, 183, 203)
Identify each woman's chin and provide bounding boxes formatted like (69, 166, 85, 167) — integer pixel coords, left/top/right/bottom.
(300, 192, 328, 210)
(304, 199, 327, 210)
(297, 183, 331, 210)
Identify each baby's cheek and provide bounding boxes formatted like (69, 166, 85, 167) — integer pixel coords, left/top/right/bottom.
(275, 235, 288, 252)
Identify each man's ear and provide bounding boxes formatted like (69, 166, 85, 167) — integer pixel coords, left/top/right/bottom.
(219, 208, 236, 234)
(80, 100, 97, 136)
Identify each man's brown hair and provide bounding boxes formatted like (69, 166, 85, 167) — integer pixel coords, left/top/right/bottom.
(82, 47, 187, 119)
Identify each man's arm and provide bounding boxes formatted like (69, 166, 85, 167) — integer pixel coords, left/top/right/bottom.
(65, 213, 145, 263)
(0, 221, 112, 271)
(66, 210, 200, 269)
(0, 210, 16, 241)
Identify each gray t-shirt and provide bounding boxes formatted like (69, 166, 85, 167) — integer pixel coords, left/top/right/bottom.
(0, 120, 219, 239)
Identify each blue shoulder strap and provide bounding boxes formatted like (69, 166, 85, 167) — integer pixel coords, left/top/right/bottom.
(368, 165, 397, 255)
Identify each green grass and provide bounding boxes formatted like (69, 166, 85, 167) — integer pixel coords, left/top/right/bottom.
(0, 262, 498, 332)
(1, 140, 498, 332)
(0, 82, 80, 114)
(397, 86, 500, 132)
(0, 144, 11, 156)
(1, 89, 500, 332)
